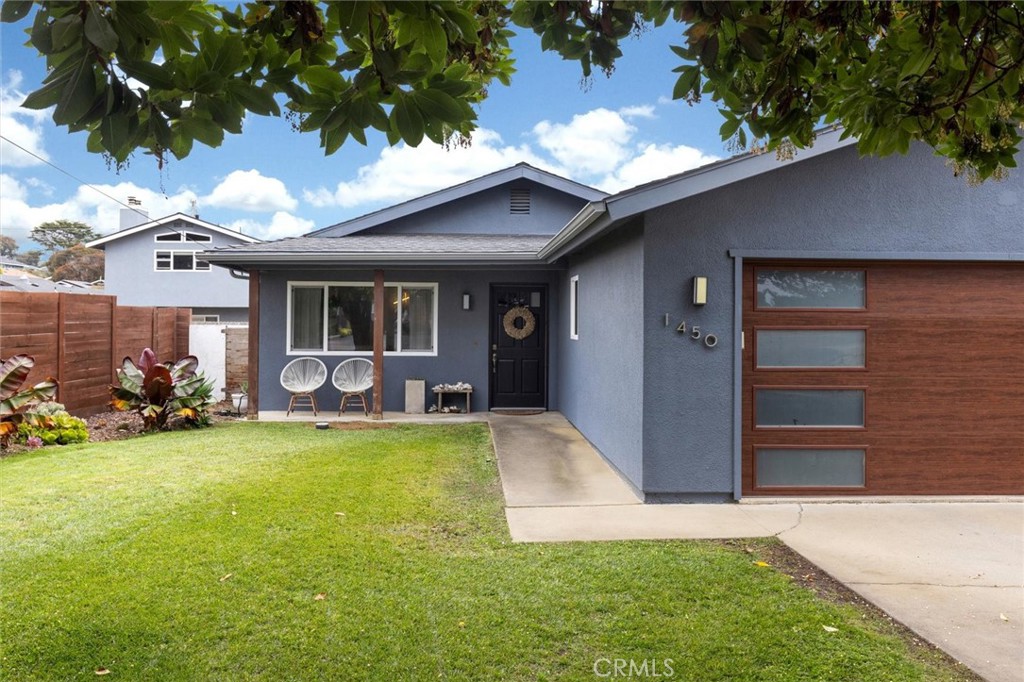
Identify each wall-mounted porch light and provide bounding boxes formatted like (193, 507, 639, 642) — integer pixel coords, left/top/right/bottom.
(462, 293, 472, 311)
(692, 276, 708, 306)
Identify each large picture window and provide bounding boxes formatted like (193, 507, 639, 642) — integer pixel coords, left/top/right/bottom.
(288, 282, 437, 355)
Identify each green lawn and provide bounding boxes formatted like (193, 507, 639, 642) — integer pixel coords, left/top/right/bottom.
(1, 422, 963, 680)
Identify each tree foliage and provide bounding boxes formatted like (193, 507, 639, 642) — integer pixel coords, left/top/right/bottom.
(0, 235, 17, 257)
(48, 244, 104, 281)
(29, 219, 99, 253)
(3, 1, 1022, 181)
(18, 250, 43, 267)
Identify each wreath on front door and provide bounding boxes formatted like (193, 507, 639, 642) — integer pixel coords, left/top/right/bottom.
(502, 306, 536, 340)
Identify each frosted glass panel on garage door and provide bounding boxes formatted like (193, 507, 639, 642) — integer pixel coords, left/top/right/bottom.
(756, 330, 866, 368)
(756, 448, 865, 487)
(757, 270, 865, 308)
(755, 389, 865, 427)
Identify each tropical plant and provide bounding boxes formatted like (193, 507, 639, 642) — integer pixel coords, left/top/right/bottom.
(0, 355, 59, 447)
(110, 348, 217, 431)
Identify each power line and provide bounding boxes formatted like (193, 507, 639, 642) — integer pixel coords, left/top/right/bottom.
(0, 133, 151, 220)
(0, 133, 222, 248)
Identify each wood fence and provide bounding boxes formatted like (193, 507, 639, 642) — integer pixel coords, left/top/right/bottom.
(0, 291, 190, 416)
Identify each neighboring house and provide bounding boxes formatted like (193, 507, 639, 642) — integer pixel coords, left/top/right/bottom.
(0, 273, 104, 294)
(205, 132, 1024, 501)
(0, 256, 46, 275)
(87, 211, 260, 322)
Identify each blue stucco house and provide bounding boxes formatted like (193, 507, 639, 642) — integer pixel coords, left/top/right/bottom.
(88, 211, 260, 322)
(205, 128, 1024, 501)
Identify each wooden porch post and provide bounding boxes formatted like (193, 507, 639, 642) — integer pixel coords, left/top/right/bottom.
(247, 269, 260, 419)
(372, 269, 384, 420)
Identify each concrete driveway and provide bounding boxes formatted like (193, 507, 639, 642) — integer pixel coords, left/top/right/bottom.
(492, 412, 1024, 682)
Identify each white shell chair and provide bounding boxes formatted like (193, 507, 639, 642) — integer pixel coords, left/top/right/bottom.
(280, 357, 327, 416)
(333, 358, 374, 416)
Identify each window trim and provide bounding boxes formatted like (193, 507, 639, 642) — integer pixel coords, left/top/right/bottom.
(569, 274, 579, 340)
(154, 250, 210, 272)
(286, 281, 439, 357)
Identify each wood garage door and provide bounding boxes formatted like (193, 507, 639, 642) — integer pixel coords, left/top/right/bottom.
(742, 261, 1024, 496)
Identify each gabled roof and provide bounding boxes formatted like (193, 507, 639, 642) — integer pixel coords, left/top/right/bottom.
(540, 127, 859, 261)
(87, 212, 261, 248)
(202, 234, 553, 267)
(202, 129, 864, 269)
(308, 163, 607, 237)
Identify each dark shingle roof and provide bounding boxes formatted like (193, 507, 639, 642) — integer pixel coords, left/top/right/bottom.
(202, 234, 552, 266)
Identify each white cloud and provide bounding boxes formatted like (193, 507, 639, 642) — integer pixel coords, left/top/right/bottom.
(226, 211, 314, 240)
(619, 105, 656, 119)
(0, 70, 50, 167)
(204, 169, 297, 212)
(0, 176, 199, 244)
(600, 143, 721, 193)
(532, 108, 636, 176)
(303, 128, 558, 209)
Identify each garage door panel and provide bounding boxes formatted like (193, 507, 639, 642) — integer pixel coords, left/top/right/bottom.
(743, 261, 1024, 496)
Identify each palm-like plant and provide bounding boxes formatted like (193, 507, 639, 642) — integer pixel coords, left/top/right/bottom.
(111, 348, 216, 431)
(0, 355, 58, 446)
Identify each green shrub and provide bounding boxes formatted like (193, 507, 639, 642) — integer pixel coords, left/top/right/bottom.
(26, 401, 68, 417)
(17, 413, 89, 445)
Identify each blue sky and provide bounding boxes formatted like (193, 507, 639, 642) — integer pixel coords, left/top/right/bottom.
(1, 16, 729, 247)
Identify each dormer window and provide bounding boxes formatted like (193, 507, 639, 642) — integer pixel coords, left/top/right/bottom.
(510, 188, 531, 215)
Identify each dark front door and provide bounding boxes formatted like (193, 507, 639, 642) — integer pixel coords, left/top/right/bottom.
(490, 284, 547, 409)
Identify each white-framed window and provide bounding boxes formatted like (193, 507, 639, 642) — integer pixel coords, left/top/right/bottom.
(288, 281, 438, 356)
(155, 250, 211, 272)
(154, 231, 212, 243)
(569, 275, 579, 340)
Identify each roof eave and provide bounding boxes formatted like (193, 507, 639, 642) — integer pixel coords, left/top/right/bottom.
(538, 202, 608, 262)
(201, 251, 545, 268)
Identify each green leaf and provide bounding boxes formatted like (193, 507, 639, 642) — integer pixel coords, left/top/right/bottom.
(227, 81, 280, 117)
(119, 60, 175, 90)
(21, 76, 67, 110)
(737, 28, 766, 61)
(51, 14, 83, 51)
(0, 1, 33, 23)
(719, 115, 742, 139)
(303, 65, 344, 92)
(391, 95, 424, 146)
(412, 89, 464, 125)
(53, 58, 97, 125)
(182, 115, 224, 148)
(672, 67, 699, 100)
(84, 4, 118, 52)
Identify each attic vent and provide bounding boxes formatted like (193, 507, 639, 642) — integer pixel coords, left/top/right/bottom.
(510, 188, 531, 215)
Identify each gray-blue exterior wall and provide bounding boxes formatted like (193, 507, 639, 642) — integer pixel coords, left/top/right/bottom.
(258, 268, 562, 412)
(103, 223, 251, 309)
(639, 143, 1023, 498)
(557, 221, 645, 490)
(330, 183, 587, 236)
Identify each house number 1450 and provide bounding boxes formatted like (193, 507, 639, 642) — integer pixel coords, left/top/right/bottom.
(676, 320, 718, 348)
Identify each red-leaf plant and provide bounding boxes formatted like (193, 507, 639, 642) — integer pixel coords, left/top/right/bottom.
(0, 355, 59, 447)
(110, 348, 216, 431)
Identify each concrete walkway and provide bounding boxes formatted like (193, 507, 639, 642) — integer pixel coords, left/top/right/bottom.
(491, 412, 1024, 682)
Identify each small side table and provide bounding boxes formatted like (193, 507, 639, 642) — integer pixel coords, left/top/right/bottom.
(433, 388, 473, 414)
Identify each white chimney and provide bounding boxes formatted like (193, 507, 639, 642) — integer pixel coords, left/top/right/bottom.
(120, 207, 149, 230)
